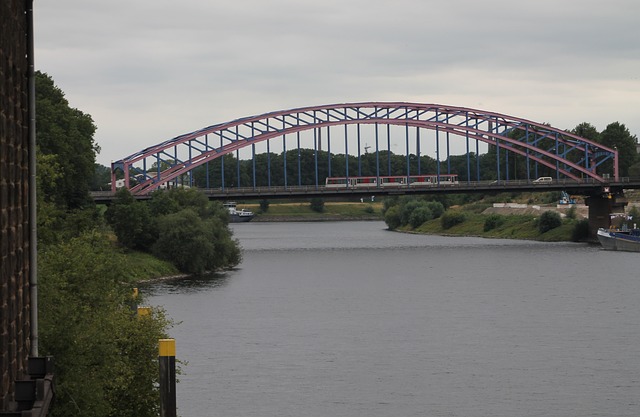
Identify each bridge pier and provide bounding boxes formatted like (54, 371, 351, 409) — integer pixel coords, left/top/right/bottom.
(585, 192, 628, 240)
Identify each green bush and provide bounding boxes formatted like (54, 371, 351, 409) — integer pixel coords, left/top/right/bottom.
(409, 206, 433, 228)
(425, 201, 445, 218)
(571, 219, 590, 241)
(441, 211, 466, 229)
(484, 214, 505, 232)
(384, 205, 402, 230)
(39, 232, 173, 417)
(400, 200, 422, 226)
(259, 199, 270, 213)
(538, 210, 562, 233)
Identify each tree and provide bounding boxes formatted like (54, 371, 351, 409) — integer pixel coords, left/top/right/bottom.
(91, 163, 112, 191)
(35, 71, 99, 209)
(538, 210, 562, 233)
(441, 211, 466, 229)
(572, 122, 600, 142)
(409, 206, 433, 228)
(39, 232, 172, 417)
(105, 188, 157, 251)
(105, 188, 241, 273)
(152, 209, 241, 274)
(598, 122, 638, 177)
(384, 205, 401, 230)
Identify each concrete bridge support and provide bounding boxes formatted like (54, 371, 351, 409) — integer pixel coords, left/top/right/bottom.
(585, 193, 628, 240)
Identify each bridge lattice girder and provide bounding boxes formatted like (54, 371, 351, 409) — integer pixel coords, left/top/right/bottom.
(111, 102, 618, 195)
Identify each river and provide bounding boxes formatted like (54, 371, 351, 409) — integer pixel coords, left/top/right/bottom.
(144, 221, 640, 417)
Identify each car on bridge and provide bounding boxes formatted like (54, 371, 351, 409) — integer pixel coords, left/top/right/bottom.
(533, 176, 553, 184)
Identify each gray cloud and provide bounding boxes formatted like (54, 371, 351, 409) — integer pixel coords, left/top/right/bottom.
(35, 0, 640, 165)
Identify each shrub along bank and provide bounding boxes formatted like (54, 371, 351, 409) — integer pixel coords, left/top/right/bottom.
(382, 194, 593, 242)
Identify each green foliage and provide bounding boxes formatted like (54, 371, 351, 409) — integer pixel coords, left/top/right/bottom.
(409, 206, 433, 228)
(384, 205, 402, 230)
(382, 197, 444, 229)
(105, 188, 157, 251)
(106, 188, 241, 273)
(598, 122, 638, 177)
(571, 219, 590, 242)
(91, 163, 112, 191)
(400, 200, 423, 225)
(440, 211, 466, 229)
(382, 197, 398, 215)
(152, 209, 241, 274)
(35, 72, 177, 417)
(538, 210, 562, 233)
(483, 214, 505, 232)
(363, 204, 375, 214)
(309, 197, 325, 213)
(36, 71, 98, 209)
(39, 232, 172, 417)
(259, 199, 270, 213)
(425, 201, 445, 218)
(565, 205, 577, 220)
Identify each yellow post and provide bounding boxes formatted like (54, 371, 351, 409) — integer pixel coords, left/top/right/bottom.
(159, 339, 176, 417)
(130, 288, 140, 312)
(137, 306, 151, 318)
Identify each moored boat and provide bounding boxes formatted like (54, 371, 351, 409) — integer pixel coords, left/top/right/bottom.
(597, 227, 640, 252)
(223, 202, 254, 223)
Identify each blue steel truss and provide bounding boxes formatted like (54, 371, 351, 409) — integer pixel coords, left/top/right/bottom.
(111, 102, 618, 195)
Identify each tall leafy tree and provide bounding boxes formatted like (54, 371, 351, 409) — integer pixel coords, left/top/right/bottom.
(36, 71, 99, 209)
(105, 188, 157, 251)
(572, 122, 600, 142)
(598, 122, 638, 177)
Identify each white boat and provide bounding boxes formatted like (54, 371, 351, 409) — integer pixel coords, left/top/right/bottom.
(223, 202, 254, 223)
(597, 227, 640, 252)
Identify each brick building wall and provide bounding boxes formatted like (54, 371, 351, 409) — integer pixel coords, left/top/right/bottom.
(0, 0, 32, 409)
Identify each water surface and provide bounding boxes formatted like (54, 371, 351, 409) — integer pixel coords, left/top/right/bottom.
(145, 221, 640, 417)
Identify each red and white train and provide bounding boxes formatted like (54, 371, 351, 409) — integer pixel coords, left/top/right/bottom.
(325, 174, 459, 188)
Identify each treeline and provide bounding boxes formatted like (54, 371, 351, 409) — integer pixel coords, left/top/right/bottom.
(35, 71, 241, 416)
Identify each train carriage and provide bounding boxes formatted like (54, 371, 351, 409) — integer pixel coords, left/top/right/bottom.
(325, 174, 458, 188)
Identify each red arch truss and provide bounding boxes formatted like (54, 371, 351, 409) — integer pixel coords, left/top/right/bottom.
(111, 102, 618, 195)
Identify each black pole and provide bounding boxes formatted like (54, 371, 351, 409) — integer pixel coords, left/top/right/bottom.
(159, 339, 177, 417)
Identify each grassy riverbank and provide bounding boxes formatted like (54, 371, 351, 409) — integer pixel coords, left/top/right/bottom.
(409, 210, 581, 242)
(240, 197, 587, 242)
(122, 250, 180, 281)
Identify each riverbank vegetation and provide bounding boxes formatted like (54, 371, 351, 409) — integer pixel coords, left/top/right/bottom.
(35, 72, 240, 417)
(105, 187, 242, 274)
(380, 192, 594, 242)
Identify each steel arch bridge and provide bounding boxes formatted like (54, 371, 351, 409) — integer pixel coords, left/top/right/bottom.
(111, 102, 618, 195)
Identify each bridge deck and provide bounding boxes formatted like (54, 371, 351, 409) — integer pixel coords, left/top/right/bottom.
(92, 179, 640, 203)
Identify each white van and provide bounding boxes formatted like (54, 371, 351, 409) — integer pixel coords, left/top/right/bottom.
(533, 177, 553, 184)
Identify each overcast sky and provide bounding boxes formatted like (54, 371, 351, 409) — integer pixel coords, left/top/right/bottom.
(35, 0, 640, 167)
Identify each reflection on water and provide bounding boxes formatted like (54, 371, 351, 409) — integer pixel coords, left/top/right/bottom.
(141, 271, 232, 296)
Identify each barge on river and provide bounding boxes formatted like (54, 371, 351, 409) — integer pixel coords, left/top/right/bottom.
(597, 227, 640, 252)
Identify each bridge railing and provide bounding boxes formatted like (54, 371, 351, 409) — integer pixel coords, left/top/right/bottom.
(92, 177, 638, 203)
